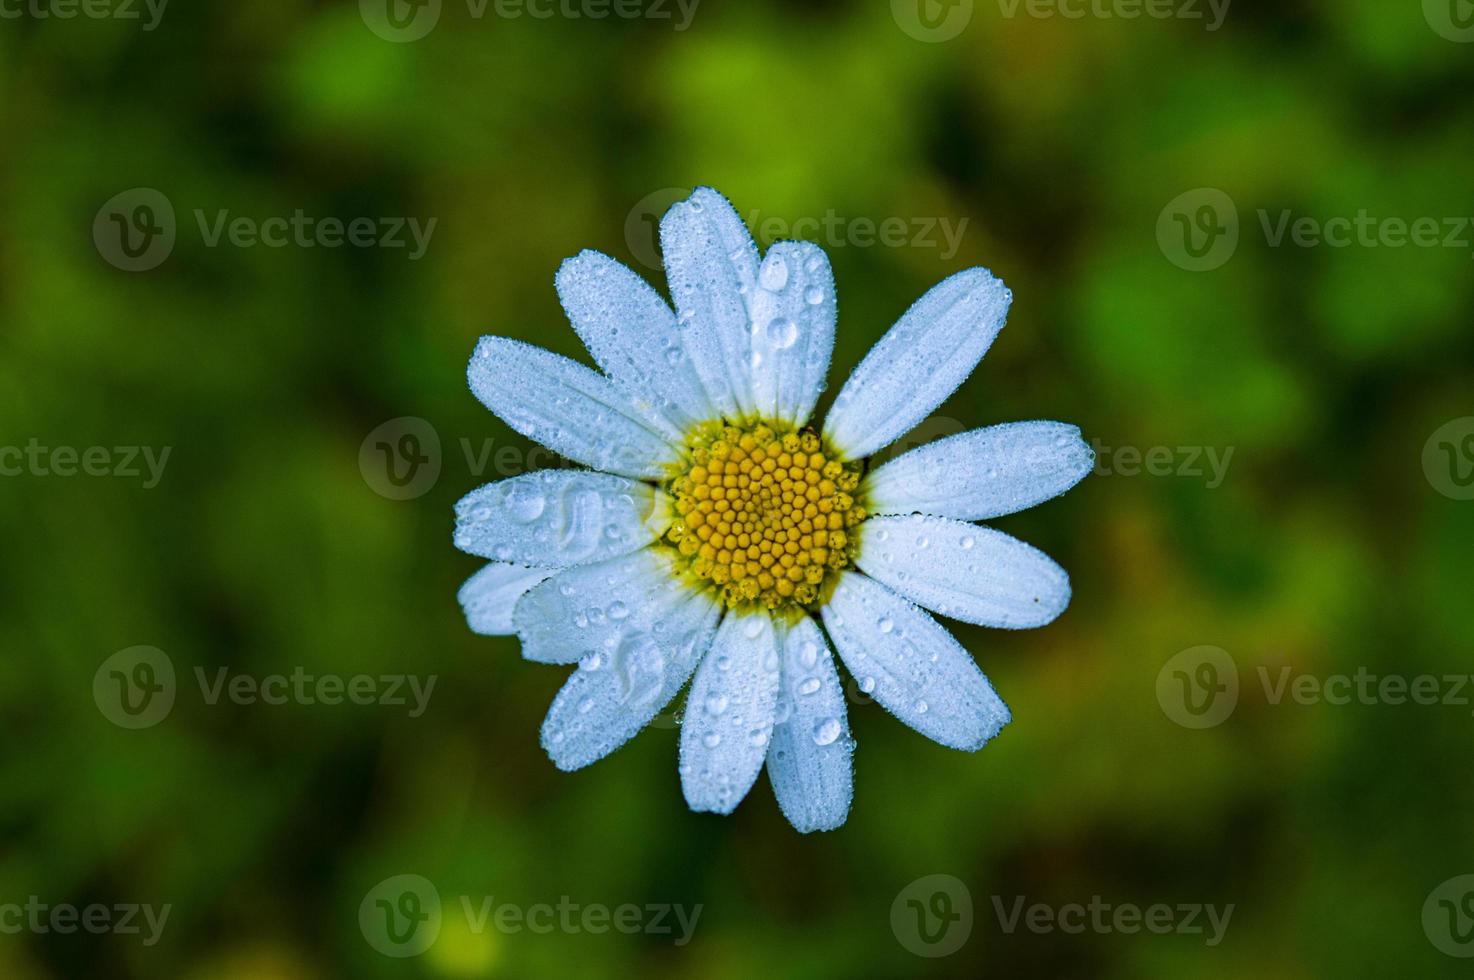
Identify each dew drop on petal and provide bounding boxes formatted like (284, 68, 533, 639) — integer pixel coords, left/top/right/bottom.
(813, 718, 841, 746)
(759, 256, 790, 291)
(765, 317, 798, 350)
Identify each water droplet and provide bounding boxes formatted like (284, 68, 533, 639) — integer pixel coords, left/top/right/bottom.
(915, 700, 929, 715)
(504, 484, 546, 523)
(759, 256, 790, 291)
(798, 641, 819, 669)
(798, 678, 821, 696)
(743, 618, 766, 639)
(961, 535, 975, 550)
(578, 697, 594, 714)
(859, 676, 876, 694)
(878, 616, 894, 634)
(608, 600, 629, 620)
(703, 732, 722, 748)
(813, 718, 841, 746)
(765, 317, 798, 349)
(579, 651, 604, 671)
(748, 728, 769, 747)
(705, 695, 729, 716)
(804, 286, 825, 305)
(664, 346, 684, 365)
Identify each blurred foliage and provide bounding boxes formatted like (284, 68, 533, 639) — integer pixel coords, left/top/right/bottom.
(2, 0, 1473, 977)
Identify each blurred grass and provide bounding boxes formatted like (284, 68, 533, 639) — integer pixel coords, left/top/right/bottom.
(2, 1, 1473, 977)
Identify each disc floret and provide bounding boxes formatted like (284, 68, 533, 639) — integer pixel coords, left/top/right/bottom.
(664, 421, 865, 611)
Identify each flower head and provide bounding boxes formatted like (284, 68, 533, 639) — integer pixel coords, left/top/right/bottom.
(455, 187, 1092, 832)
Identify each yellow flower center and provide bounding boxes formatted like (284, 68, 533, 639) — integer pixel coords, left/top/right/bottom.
(664, 421, 865, 612)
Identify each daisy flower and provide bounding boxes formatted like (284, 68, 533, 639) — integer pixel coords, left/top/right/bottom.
(455, 187, 1091, 832)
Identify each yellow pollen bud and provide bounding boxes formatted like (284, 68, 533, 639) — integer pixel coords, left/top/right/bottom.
(663, 420, 865, 611)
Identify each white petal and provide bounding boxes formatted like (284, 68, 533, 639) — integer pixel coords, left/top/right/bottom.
(453, 470, 670, 567)
(679, 610, 781, 815)
(855, 515, 1071, 629)
(747, 242, 837, 428)
(822, 268, 1012, 461)
(539, 586, 721, 772)
(821, 571, 1010, 751)
(468, 336, 679, 479)
(514, 548, 695, 665)
(458, 563, 554, 636)
(864, 422, 1094, 521)
(766, 616, 854, 833)
(555, 249, 715, 433)
(660, 187, 760, 420)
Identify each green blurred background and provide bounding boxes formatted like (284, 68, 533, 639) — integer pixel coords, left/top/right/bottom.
(4, 0, 1474, 976)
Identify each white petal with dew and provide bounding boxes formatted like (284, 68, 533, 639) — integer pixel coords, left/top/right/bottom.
(679, 610, 781, 815)
(556, 249, 715, 434)
(515, 548, 695, 665)
(766, 615, 853, 833)
(457, 563, 554, 636)
(747, 241, 837, 428)
(864, 421, 1094, 521)
(822, 268, 1011, 461)
(660, 187, 761, 420)
(453, 470, 670, 567)
(468, 336, 679, 479)
(821, 571, 1010, 751)
(539, 585, 721, 772)
(855, 515, 1071, 629)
